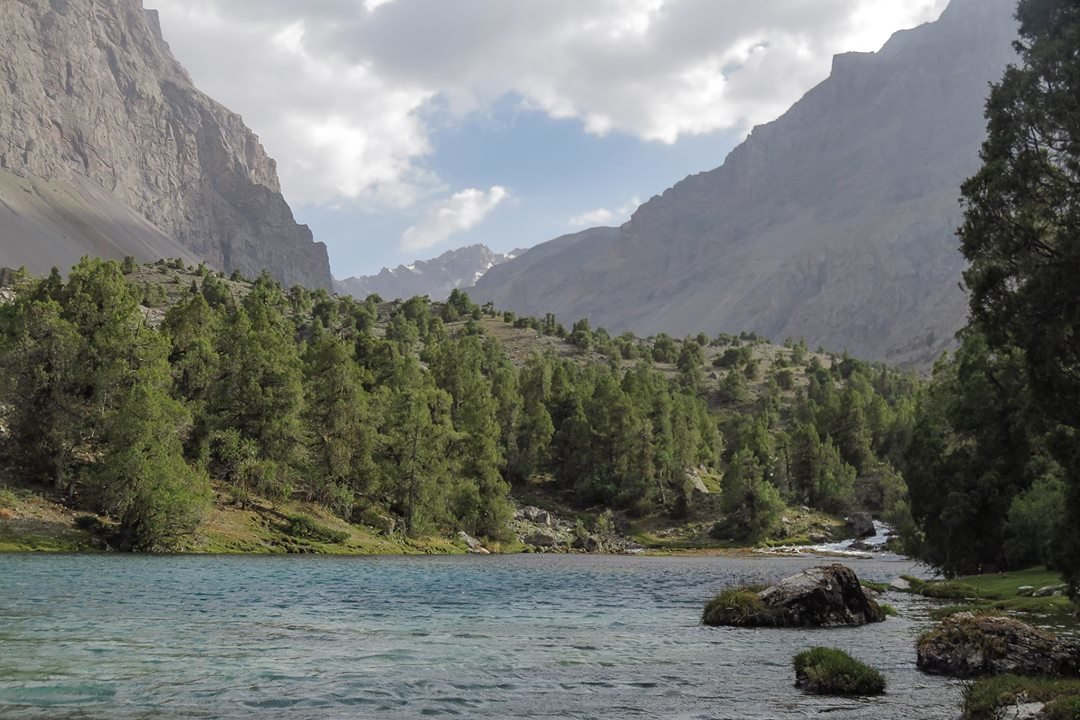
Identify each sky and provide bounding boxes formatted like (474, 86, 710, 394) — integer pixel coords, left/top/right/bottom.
(151, 0, 950, 279)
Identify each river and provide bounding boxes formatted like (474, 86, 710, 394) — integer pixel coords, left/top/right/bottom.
(0, 553, 958, 719)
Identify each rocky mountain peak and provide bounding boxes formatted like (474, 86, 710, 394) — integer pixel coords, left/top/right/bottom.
(474, 0, 1019, 365)
(0, 0, 332, 289)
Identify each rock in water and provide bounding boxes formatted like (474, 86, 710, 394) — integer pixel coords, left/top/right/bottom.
(846, 513, 876, 538)
(457, 531, 489, 555)
(703, 564, 886, 628)
(917, 613, 1080, 678)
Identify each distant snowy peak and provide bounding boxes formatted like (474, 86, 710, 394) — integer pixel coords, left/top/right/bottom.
(335, 244, 520, 302)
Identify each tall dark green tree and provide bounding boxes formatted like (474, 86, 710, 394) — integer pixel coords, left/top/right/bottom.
(956, 0, 1080, 584)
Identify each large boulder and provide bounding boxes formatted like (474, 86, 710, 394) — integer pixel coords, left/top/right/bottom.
(703, 564, 886, 628)
(846, 513, 876, 538)
(917, 613, 1080, 678)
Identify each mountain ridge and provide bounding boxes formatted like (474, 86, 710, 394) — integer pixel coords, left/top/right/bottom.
(0, 0, 332, 288)
(472, 0, 1018, 365)
(337, 244, 520, 302)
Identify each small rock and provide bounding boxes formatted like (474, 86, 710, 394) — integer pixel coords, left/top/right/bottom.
(1033, 585, 1064, 598)
(846, 512, 876, 538)
(519, 506, 554, 526)
(889, 577, 912, 592)
(525, 532, 559, 548)
(848, 540, 874, 552)
(573, 534, 603, 553)
(1016, 586, 1035, 597)
(457, 530, 489, 554)
(995, 702, 1045, 720)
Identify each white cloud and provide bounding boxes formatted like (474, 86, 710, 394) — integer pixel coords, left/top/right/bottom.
(151, 0, 949, 208)
(402, 187, 510, 251)
(569, 196, 641, 228)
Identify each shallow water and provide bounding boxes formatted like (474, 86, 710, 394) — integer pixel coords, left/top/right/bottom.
(0, 553, 959, 719)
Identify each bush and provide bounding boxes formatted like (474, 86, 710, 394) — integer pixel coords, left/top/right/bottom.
(284, 514, 349, 544)
(793, 648, 886, 696)
(0, 486, 18, 509)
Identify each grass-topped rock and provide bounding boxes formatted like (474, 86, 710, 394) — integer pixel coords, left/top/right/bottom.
(917, 613, 1080, 679)
(793, 648, 886, 696)
(702, 564, 886, 628)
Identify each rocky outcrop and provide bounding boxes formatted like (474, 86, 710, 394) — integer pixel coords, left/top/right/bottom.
(474, 0, 1018, 366)
(703, 564, 886, 628)
(917, 613, 1080, 678)
(0, 0, 331, 288)
(338, 245, 519, 302)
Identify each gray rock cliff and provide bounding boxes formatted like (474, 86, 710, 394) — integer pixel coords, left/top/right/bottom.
(0, 0, 332, 288)
(473, 0, 1018, 365)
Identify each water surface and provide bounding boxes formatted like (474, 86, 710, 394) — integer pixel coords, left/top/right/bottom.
(0, 553, 958, 719)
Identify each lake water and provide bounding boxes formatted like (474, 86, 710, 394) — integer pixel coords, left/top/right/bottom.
(0, 553, 958, 719)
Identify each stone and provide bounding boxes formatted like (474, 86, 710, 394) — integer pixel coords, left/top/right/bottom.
(1033, 585, 1066, 598)
(573, 534, 603, 553)
(848, 540, 874, 552)
(889, 577, 912, 592)
(1016, 586, 1035, 597)
(703, 564, 886, 628)
(519, 506, 554, 526)
(995, 702, 1045, 720)
(457, 530, 489, 555)
(846, 513, 876, 538)
(0, 0, 332, 289)
(917, 613, 1080, 679)
(525, 532, 559, 548)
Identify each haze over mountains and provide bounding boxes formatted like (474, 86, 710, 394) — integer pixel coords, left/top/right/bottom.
(471, 0, 1018, 364)
(0, 0, 331, 289)
(336, 245, 520, 302)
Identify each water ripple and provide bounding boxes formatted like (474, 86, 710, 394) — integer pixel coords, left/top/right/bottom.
(0, 554, 957, 719)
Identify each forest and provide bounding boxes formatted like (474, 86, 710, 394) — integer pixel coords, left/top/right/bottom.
(0, 255, 923, 555)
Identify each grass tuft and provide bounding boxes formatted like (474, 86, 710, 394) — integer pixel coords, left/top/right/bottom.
(793, 647, 886, 696)
(702, 585, 779, 626)
(283, 514, 349, 545)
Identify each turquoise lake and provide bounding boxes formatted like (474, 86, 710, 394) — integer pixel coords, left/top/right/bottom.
(0, 554, 957, 719)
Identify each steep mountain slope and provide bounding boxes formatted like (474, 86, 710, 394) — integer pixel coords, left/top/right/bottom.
(337, 245, 520, 302)
(473, 0, 1018, 365)
(0, 0, 331, 288)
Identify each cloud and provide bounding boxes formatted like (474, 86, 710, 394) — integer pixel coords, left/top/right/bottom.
(151, 0, 949, 208)
(569, 196, 642, 228)
(402, 187, 510, 251)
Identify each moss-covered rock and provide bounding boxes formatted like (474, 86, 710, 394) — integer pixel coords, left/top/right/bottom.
(793, 647, 886, 696)
(918, 613, 1080, 679)
(702, 564, 886, 628)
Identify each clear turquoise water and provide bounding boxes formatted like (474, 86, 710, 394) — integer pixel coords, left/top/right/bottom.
(0, 554, 957, 719)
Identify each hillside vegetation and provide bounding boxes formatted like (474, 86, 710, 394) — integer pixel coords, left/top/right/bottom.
(0, 257, 920, 553)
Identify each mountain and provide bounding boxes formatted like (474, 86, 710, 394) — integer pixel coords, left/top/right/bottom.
(473, 0, 1018, 365)
(337, 244, 520, 302)
(0, 0, 332, 289)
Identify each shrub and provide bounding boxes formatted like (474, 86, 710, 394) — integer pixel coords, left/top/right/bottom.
(0, 486, 18, 509)
(284, 514, 349, 544)
(793, 648, 886, 696)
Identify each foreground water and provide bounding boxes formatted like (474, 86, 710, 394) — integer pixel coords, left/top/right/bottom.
(0, 553, 957, 719)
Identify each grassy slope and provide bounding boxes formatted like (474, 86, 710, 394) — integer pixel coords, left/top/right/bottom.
(901, 567, 1074, 621)
(0, 483, 466, 555)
